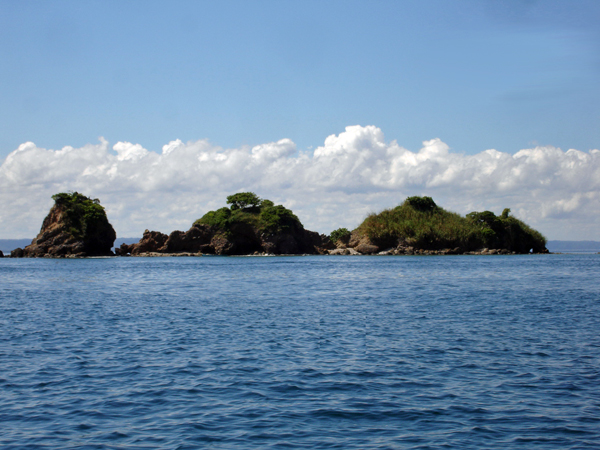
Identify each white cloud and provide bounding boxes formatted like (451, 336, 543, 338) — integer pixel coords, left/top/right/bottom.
(113, 142, 149, 161)
(1, 125, 599, 240)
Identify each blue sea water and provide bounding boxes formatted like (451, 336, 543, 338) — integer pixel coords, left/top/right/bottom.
(1, 254, 599, 449)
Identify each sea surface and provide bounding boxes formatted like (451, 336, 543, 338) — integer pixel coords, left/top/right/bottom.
(1, 254, 599, 449)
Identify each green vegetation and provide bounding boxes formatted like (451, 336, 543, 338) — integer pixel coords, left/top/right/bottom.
(404, 196, 438, 212)
(357, 196, 547, 253)
(329, 227, 351, 243)
(467, 209, 547, 253)
(259, 204, 300, 232)
(52, 192, 111, 240)
(226, 192, 262, 211)
(195, 192, 302, 234)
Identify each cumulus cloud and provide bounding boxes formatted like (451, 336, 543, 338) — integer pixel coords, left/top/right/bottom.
(1, 125, 599, 240)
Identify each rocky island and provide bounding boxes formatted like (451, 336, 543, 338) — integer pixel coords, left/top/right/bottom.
(116, 193, 333, 256)
(7, 192, 548, 257)
(328, 196, 548, 255)
(11, 192, 116, 257)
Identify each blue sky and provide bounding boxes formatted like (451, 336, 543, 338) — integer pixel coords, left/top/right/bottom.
(1, 0, 598, 157)
(1, 1, 600, 241)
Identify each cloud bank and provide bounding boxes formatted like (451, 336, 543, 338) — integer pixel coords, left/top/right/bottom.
(1, 125, 599, 240)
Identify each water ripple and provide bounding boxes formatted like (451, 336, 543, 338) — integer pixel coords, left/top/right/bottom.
(1, 255, 599, 448)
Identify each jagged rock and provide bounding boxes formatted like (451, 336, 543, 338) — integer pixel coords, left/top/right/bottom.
(198, 243, 215, 254)
(163, 224, 213, 253)
(21, 193, 116, 257)
(114, 244, 131, 256)
(219, 222, 263, 254)
(210, 233, 234, 255)
(122, 215, 333, 257)
(128, 230, 169, 255)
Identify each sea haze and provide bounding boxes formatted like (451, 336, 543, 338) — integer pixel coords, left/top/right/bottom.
(0, 239, 32, 253)
(546, 241, 600, 253)
(0, 238, 142, 254)
(1, 255, 599, 449)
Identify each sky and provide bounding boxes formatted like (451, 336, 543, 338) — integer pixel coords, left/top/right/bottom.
(1, 0, 599, 240)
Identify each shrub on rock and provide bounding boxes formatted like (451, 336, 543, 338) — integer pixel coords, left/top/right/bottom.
(353, 196, 547, 254)
(21, 192, 116, 257)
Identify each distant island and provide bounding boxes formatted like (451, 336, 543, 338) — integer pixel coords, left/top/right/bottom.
(7, 192, 116, 257)
(4, 192, 552, 258)
(331, 196, 548, 255)
(545, 241, 600, 253)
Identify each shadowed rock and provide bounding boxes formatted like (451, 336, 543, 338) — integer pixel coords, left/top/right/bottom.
(120, 194, 333, 256)
(19, 192, 116, 257)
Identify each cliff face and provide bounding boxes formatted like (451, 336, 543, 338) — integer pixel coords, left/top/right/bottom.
(117, 223, 332, 256)
(20, 193, 116, 257)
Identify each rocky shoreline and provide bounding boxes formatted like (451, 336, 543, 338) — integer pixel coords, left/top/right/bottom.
(4, 192, 551, 258)
(4, 245, 535, 258)
(329, 246, 519, 256)
(3, 249, 537, 258)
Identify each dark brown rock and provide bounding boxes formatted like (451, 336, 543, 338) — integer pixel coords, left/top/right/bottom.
(22, 194, 116, 257)
(114, 243, 133, 256)
(210, 234, 234, 255)
(259, 228, 330, 255)
(162, 224, 213, 253)
(121, 221, 332, 257)
(129, 230, 169, 255)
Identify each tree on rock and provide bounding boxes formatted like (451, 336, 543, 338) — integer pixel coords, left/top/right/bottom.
(226, 192, 261, 211)
(193, 193, 331, 255)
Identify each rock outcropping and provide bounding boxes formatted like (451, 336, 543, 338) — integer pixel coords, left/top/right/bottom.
(17, 192, 116, 257)
(117, 223, 331, 256)
(117, 193, 333, 256)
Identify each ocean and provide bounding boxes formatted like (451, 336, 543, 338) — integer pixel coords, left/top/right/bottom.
(1, 254, 599, 449)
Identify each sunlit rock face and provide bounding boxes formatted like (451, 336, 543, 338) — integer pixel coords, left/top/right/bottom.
(20, 193, 116, 257)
